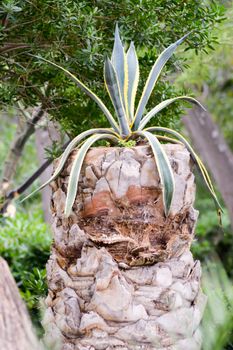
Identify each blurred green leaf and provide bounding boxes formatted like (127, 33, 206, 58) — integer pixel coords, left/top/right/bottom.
(202, 258, 233, 350)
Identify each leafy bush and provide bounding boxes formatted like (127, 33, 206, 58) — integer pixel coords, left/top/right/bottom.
(175, 5, 233, 149)
(202, 259, 233, 350)
(0, 205, 51, 330)
(192, 175, 233, 277)
(0, 0, 225, 136)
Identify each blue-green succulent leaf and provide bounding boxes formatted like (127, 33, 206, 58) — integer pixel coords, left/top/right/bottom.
(65, 133, 118, 216)
(21, 128, 118, 202)
(133, 33, 190, 130)
(138, 96, 206, 130)
(31, 55, 120, 133)
(111, 24, 129, 119)
(135, 130, 175, 216)
(127, 42, 139, 122)
(104, 57, 130, 136)
(145, 126, 223, 214)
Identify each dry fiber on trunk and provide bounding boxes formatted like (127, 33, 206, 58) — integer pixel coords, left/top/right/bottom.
(43, 144, 207, 350)
(0, 257, 41, 350)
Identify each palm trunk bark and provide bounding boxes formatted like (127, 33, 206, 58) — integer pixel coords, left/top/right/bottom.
(0, 257, 42, 350)
(43, 144, 207, 350)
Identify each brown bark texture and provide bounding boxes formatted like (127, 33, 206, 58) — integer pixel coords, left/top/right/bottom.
(43, 144, 207, 350)
(0, 257, 42, 350)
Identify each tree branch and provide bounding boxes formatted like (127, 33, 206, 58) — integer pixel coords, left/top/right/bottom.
(183, 105, 233, 229)
(0, 106, 46, 196)
(0, 140, 69, 215)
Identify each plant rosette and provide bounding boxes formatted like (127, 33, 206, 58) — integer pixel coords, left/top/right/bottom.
(22, 25, 222, 220)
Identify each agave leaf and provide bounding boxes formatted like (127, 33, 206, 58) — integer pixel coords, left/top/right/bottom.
(104, 57, 130, 136)
(138, 96, 206, 130)
(136, 130, 175, 216)
(155, 134, 183, 145)
(127, 42, 139, 122)
(133, 33, 190, 130)
(145, 126, 223, 213)
(111, 24, 129, 119)
(196, 155, 215, 192)
(32, 55, 120, 133)
(65, 133, 118, 216)
(21, 128, 118, 203)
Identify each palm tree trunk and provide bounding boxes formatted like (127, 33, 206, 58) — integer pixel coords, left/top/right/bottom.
(0, 257, 42, 350)
(43, 144, 207, 350)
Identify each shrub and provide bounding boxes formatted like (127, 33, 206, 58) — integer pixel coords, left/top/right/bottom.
(0, 205, 51, 330)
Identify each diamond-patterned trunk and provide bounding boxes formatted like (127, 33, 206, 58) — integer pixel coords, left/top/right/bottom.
(43, 144, 207, 350)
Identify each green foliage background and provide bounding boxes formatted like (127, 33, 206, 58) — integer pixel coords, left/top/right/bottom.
(175, 7, 233, 347)
(0, 0, 225, 135)
(0, 116, 51, 330)
(175, 4, 233, 280)
(175, 4, 233, 148)
(0, 208, 51, 330)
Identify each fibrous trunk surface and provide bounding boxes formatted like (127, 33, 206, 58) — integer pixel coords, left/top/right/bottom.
(0, 257, 41, 350)
(43, 145, 206, 350)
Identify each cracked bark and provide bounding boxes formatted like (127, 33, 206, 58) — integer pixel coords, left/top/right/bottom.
(43, 144, 206, 350)
(0, 257, 41, 350)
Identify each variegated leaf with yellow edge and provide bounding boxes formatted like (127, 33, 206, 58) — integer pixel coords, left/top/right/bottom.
(127, 42, 139, 123)
(133, 33, 191, 130)
(138, 96, 206, 130)
(21, 128, 119, 203)
(145, 126, 223, 222)
(135, 130, 175, 216)
(104, 58, 130, 136)
(65, 133, 119, 216)
(111, 23, 129, 120)
(31, 55, 120, 134)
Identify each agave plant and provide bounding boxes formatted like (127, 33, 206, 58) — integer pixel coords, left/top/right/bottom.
(23, 25, 222, 218)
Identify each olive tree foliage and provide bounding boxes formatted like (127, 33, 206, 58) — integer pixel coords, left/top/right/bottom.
(0, 0, 225, 136)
